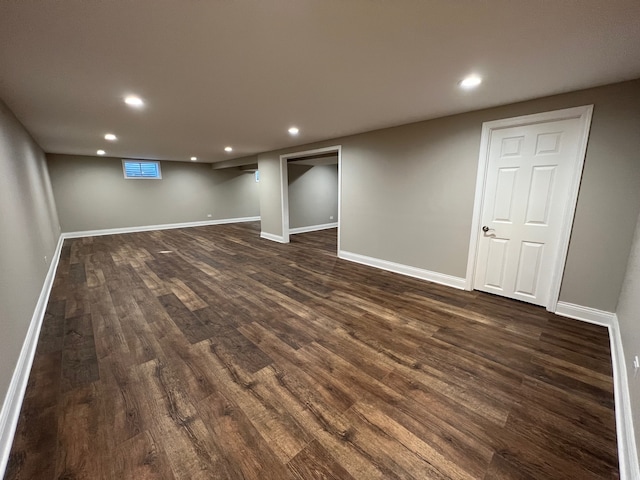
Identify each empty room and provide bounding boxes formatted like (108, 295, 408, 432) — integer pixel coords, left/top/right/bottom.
(1, 2, 639, 479)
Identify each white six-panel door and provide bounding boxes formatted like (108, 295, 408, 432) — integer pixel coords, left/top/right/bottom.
(473, 115, 586, 307)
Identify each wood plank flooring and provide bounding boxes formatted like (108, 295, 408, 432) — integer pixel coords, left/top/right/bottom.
(6, 222, 618, 479)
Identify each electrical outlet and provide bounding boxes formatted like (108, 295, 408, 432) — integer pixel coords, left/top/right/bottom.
(207, 214, 212, 218)
(633, 355, 640, 377)
(330, 216, 334, 220)
(44, 255, 47, 264)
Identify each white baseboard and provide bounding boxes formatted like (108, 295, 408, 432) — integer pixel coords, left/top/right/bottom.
(289, 222, 338, 235)
(260, 232, 288, 243)
(555, 304, 638, 479)
(610, 315, 640, 480)
(554, 301, 615, 327)
(63, 215, 261, 239)
(338, 250, 466, 290)
(0, 234, 65, 478)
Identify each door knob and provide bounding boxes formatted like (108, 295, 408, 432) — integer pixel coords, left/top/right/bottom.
(482, 226, 490, 232)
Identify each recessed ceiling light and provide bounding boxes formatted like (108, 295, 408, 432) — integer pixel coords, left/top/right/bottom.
(97, 149, 106, 155)
(224, 146, 233, 152)
(288, 126, 299, 135)
(190, 156, 197, 161)
(459, 75, 482, 89)
(104, 133, 117, 141)
(124, 95, 144, 107)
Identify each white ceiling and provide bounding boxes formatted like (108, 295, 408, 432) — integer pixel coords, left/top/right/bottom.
(1, 1, 639, 164)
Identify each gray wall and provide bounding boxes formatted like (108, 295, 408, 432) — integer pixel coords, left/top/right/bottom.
(0, 100, 60, 418)
(47, 155, 260, 232)
(258, 79, 640, 313)
(616, 211, 640, 460)
(288, 163, 338, 229)
(258, 153, 283, 237)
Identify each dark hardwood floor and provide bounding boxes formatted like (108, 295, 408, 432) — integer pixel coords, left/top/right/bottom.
(6, 222, 618, 479)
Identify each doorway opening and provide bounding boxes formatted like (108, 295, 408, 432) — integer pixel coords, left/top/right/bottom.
(280, 146, 342, 254)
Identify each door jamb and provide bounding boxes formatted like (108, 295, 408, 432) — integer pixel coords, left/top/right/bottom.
(280, 145, 342, 252)
(464, 105, 594, 312)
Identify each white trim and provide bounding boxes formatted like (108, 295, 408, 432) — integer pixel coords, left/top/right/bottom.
(554, 301, 615, 327)
(610, 315, 640, 480)
(279, 153, 290, 244)
(260, 232, 288, 243)
(338, 250, 466, 290)
(554, 305, 639, 480)
(465, 105, 594, 314)
(337, 146, 342, 254)
(546, 106, 594, 312)
(465, 119, 493, 290)
(280, 145, 343, 253)
(0, 234, 64, 478)
(62, 216, 261, 239)
(289, 222, 338, 235)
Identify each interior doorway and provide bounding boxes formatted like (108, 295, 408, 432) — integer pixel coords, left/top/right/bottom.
(279, 146, 342, 253)
(287, 153, 338, 234)
(465, 106, 593, 312)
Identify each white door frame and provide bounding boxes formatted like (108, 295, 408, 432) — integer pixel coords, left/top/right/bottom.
(464, 105, 593, 312)
(280, 145, 342, 251)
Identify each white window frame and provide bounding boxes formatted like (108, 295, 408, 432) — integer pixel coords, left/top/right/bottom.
(122, 159, 162, 180)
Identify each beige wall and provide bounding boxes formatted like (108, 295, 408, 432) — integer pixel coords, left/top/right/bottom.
(288, 163, 338, 229)
(47, 155, 259, 232)
(616, 211, 640, 460)
(258, 79, 640, 313)
(0, 100, 60, 418)
(257, 153, 283, 238)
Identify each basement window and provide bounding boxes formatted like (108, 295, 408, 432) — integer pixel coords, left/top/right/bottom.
(122, 160, 162, 179)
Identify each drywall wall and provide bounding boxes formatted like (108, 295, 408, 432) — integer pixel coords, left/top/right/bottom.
(616, 211, 640, 461)
(288, 163, 338, 229)
(47, 155, 259, 232)
(257, 79, 640, 313)
(0, 100, 60, 425)
(257, 153, 283, 238)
